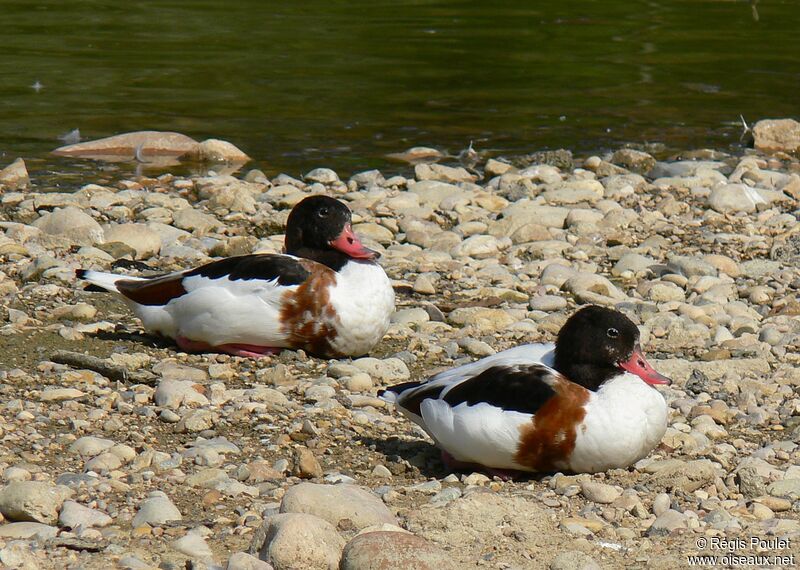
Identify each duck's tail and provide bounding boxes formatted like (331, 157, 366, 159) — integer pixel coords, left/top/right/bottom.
(76, 269, 146, 293)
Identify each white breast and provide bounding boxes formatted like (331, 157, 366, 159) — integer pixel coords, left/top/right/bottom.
(569, 374, 668, 473)
(326, 260, 395, 356)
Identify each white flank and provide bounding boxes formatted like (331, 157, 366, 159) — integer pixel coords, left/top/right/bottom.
(420, 400, 532, 470)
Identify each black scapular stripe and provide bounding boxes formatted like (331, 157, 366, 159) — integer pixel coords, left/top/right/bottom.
(442, 364, 558, 415)
(188, 254, 311, 287)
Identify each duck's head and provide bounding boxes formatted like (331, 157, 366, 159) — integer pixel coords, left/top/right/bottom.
(285, 196, 378, 265)
(553, 305, 671, 391)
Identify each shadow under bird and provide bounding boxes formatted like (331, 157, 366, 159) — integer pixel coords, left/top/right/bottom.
(381, 305, 671, 478)
(76, 195, 395, 358)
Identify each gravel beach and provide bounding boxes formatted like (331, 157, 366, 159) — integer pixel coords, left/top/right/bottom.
(0, 135, 799, 569)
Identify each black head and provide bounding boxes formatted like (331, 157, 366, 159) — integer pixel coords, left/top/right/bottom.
(284, 195, 377, 270)
(553, 305, 670, 391)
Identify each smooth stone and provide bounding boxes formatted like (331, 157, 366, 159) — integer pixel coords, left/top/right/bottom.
(39, 388, 86, 401)
(103, 223, 162, 259)
(579, 480, 620, 504)
(181, 138, 251, 163)
(293, 448, 323, 479)
(254, 513, 345, 570)
(32, 206, 104, 246)
(70, 436, 116, 457)
(708, 183, 769, 213)
(0, 481, 73, 524)
(53, 130, 198, 159)
(647, 509, 688, 536)
(339, 531, 458, 570)
(612, 253, 654, 276)
(58, 500, 113, 529)
(173, 531, 213, 559)
(227, 552, 275, 570)
(280, 483, 397, 530)
(753, 118, 800, 152)
(767, 479, 800, 500)
(652, 493, 671, 516)
(154, 378, 209, 409)
(447, 307, 515, 332)
(0, 522, 58, 540)
(304, 167, 340, 184)
(131, 491, 182, 527)
(351, 357, 410, 382)
(529, 295, 567, 312)
(390, 308, 430, 326)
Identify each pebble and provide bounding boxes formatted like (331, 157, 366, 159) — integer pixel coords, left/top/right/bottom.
(293, 448, 324, 479)
(579, 480, 620, 504)
(58, 500, 113, 529)
(647, 509, 688, 536)
(173, 531, 213, 559)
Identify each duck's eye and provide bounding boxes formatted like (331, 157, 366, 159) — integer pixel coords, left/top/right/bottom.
(607, 327, 619, 338)
(317, 207, 329, 218)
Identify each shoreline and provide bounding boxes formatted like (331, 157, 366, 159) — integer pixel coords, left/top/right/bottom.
(0, 130, 799, 568)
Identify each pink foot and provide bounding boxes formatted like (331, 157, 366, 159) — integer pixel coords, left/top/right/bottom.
(440, 450, 526, 481)
(175, 336, 281, 358)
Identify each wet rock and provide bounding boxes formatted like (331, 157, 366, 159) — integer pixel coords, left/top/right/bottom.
(280, 483, 397, 530)
(0, 481, 73, 524)
(53, 130, 198, 160)
(253, 513, 344, 570)
(340, 531, 457, 570)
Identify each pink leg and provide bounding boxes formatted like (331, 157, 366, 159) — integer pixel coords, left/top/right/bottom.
(440, 450, 527, 481)
(215, 343, 282, 358)
(175, 336, 281, 358)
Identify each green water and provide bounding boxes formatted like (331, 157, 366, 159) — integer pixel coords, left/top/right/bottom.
(2, 1, 799, 180)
